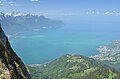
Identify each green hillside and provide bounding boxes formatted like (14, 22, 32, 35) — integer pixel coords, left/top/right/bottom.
(28, 54, 120, 79)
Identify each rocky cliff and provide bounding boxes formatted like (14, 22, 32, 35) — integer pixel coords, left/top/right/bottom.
(0, 24, 31, 79)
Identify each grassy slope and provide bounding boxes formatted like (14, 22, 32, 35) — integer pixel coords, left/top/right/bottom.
(29, 54, 120, 79)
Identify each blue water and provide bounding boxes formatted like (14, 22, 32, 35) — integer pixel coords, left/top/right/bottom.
(9, 29, 120, 64)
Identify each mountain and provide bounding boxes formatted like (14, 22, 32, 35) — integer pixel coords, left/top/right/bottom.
(28, 54, 120, 79)
(0, 12, 64, 35)
(0, 24, 31, 79)
(91, 40, 120, 72)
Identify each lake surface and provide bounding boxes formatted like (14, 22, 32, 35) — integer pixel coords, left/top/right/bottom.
(9, 29, 120, 64)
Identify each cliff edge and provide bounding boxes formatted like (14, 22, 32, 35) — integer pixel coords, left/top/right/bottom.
(0, 24, 31, 79)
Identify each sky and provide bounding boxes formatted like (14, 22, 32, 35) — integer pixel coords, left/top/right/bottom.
(0, 0, 120, 18)
(1, 0, 120, 32)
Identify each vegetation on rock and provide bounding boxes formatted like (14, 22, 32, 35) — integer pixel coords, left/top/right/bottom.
(0, 24, 31, 79)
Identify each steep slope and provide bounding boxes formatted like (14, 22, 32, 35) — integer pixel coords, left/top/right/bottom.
(0, 24, 31, 79)
(0, 60, 10, 79)
(0, 12, 64, 35)
(29, 54, 120, 79)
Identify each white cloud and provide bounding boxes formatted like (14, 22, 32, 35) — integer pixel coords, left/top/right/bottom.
(8, 1, 23, 6)
(82, 10, 120, 16)
(10, 3, 14, 6)
(0, 0, 3, 6)
(83, 11, 97, 15)
(10, 3, 23, 6)
(0, 0, 23, 6)
(103, 11, 120, 16)
(113, 10, 116, 13)
(31, 0, 39, 2)
(92, 11, 95, 14)
(104, 11, 112, 15)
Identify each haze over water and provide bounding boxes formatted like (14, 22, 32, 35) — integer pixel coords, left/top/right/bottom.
(10, 15, 120, 64)
(1, 0, 120, 64)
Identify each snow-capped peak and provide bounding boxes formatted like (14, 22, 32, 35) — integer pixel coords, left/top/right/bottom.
(13, 12, 23, 17)
(5, 12, 13, 16)
(0, 12, 43, 18)
(4, 12, 27, 17)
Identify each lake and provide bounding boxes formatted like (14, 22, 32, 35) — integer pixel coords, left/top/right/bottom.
(9, 28, 120, 64)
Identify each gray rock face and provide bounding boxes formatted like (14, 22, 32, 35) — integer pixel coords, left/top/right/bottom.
(0, 24, 31, 79)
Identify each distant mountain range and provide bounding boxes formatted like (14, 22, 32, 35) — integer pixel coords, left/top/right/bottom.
(0, 12, 64, 35)
(28, 54, 120, 79)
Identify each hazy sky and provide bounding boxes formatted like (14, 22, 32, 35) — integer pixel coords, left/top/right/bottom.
(1, 0, 120, 32)
(0, 0, 120, 18)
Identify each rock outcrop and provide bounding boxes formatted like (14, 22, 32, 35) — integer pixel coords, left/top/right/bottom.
(0, 24, 31, 79)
